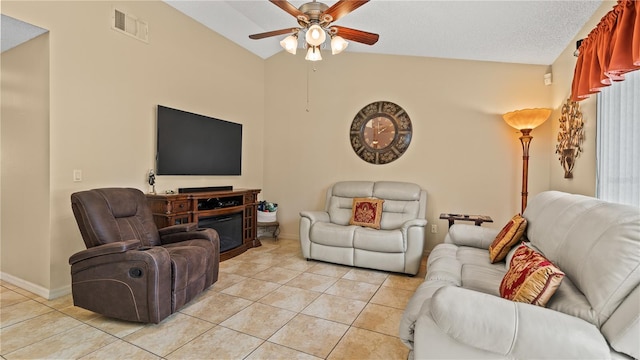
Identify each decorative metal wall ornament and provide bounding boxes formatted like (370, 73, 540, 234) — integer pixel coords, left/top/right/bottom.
(555, 98, 585, 178)
(350, 101, 412, 164)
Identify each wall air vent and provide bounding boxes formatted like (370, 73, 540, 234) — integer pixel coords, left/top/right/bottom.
(112, 8, 148, 43)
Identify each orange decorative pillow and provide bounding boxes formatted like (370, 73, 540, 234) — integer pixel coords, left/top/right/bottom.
(350, 198, 384, 229)
(500, 244, 565, 307)
(489, 214, 527, 263)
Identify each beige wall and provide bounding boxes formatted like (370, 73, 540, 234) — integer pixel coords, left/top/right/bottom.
(1, 33, 51, 289)
(263, 52, 552, 249)
(1, 0, 265, 294)
(548, 1, 614, 196)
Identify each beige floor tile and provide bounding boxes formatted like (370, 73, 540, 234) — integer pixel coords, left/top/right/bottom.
(352, 303, 404, 337)
(8, 287, 43, 301)
(258, 285, 320, 312)
(246, 341, 322, 360)
(0, 291, 29, 308)
(285, 272, 337, 292)
(85, 315, 146, 338)
(278, 257, 316, 272)
(342, 267, 390, 285)
(123, 312, 214, 357)
(370, 286, 414, 309)
(220, 302, 296, 339)
(382, 274, 424, 291)
(166, 325, 262, 360)
(79, 339, 160, 360)
(180, 291, 252, 323)
(268, 314, 349, 358)
(0, 311, 82, 354)
(35, 293, 74, 310)
(240, 252, 283, 266)
(327, 327, 409, 360)
(211, 272, 248, 291)
(324, 278, 380, 302)
(220, 259, 272, 277)
(0, 299, 53, 328)
(301, 294, 367, 325)
(307, 262, 352, 278)
(58, 304, 102, 322)
(221, 278, 281, 301)
(4, 323, 116, 360)
(0, 281, 17, 290)
(251, 266, 302, 284)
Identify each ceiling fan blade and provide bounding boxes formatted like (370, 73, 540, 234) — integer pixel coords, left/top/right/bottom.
(269, 0, 308, 21)
(322, 0, 369, 22)
(249, 28, 299, 40)
(331, 26, 379, 45)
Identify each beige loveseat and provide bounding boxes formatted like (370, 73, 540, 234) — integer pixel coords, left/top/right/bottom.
(299, 181, 427, 275)
(400, 191, 640, 359)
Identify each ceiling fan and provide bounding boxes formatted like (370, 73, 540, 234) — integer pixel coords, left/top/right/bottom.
(248, 0, 379, 61)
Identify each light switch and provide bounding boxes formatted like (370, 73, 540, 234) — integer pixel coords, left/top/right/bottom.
(73, 169, 82, 182)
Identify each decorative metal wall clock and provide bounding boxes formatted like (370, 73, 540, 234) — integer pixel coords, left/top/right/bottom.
(350, 101, 412, 164)
(555, 98, 585, 178)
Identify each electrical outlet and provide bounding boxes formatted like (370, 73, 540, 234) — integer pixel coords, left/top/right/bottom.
(431, 224, 438, 234)
(73, 169, 82, 182)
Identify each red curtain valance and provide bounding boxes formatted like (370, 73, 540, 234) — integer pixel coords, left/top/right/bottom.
(571, 0, 639, 101)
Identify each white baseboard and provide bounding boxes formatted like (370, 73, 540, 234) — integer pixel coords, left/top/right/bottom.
(0, 272, 71, 300)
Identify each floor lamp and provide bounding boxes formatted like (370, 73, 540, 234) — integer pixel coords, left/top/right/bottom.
(503, 108, 552, 214)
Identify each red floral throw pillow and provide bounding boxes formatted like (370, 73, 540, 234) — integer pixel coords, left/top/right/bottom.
(500, 244, 565, 307)
(350, 198, 384, 229)
(489, 214, 527, 263)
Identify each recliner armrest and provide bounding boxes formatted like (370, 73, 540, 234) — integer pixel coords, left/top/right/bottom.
(69, 239, 141, 265)
(158, 223, 198, 236)
(401, 219, 427, 230)
(428, 286, 610, 359)
(300, 211, 330, 224)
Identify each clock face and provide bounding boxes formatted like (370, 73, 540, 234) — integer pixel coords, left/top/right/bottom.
(363, 116, 396, 149)
(350, 101, 412, 165)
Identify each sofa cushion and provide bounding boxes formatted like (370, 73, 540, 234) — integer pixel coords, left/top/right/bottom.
(353, 227, 404, 252)
(310, 222, 356, 247)
(350, 197, 384, 229)
(500, 244, 565, 307)
(489, 214, 527, 263)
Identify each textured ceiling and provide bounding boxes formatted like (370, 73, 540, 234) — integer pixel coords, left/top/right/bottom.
(165, 0, 604, 65)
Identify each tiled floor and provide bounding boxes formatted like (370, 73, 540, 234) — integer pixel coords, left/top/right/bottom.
(0, 238, 426, 359)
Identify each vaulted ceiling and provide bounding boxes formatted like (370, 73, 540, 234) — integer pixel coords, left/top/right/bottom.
(165, 0, 604, 65)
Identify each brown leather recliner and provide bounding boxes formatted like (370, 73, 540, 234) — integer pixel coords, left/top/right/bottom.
(69, 188, 219, 323)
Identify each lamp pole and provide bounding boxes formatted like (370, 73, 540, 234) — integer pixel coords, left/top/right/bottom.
(519, 129, 533, 214)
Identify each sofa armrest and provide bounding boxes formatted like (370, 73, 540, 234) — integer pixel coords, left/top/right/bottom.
(157, 223, 198, 236)
(69, 239, 141, 265)
(428, 286, 610, 359)
(444, 224, 500, 249)
(300, 210, 330, 224)
(401, 218, 427, 230)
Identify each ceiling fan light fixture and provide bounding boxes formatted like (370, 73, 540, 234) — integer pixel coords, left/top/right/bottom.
(305, 46, 322, 61)
(305, 24, 326, 47)
(280, 34, 298, 55)
(331, 35, 348, 55)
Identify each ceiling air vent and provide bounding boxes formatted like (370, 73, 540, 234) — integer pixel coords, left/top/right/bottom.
(112, 8, 148, 43)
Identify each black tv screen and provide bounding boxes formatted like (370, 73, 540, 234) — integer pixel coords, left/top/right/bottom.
(156, 105, 242, 175)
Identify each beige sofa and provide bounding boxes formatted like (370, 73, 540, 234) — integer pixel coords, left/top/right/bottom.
(400, 191, 640, 359)
(299, 181, 427, 275)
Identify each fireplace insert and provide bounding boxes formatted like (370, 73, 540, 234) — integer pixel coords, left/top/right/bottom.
(198, 212, 243, 253)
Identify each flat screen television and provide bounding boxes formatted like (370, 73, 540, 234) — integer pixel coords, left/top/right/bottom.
(156, 105, 242, 175)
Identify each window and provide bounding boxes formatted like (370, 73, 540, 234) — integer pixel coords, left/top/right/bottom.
(596, 70, 640, 207)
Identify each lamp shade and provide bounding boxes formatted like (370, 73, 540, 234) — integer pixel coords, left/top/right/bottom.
(331, 35, 348, 55)
(503, 108, 552, 130)
(305, 24, 326, 47)
(305, 46, 322, 61)
(280, 34, 298, 55)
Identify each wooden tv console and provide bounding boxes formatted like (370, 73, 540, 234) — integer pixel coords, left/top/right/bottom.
(146, 188, 261, 261)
